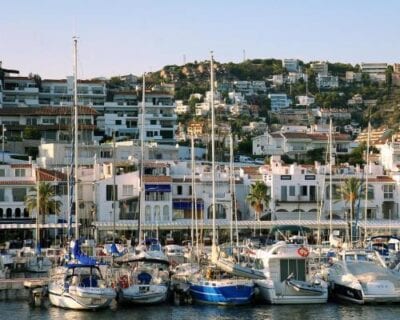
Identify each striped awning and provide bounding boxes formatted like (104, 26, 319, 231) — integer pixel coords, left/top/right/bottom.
(0, 223, 78, 229)
(92, 219, 348, 231)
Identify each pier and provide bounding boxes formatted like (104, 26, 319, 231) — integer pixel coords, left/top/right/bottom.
(0, 277, 48, 301)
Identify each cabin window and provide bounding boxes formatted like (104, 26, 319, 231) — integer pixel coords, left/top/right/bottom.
(280, 259, 306, 282)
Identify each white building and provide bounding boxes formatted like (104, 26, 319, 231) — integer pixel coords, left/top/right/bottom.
(283, 59, 299, 73)
(175, 100, 190, 115)
(296, 95, 315, 106)
(316, 75, 339, 89)
(311, 61, 328, 76)
(361, 63, 387, 83)
(268, 93, 291, 111)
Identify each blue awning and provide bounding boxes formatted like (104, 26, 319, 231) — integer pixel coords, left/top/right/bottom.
(173, 201, 204, 210)
(145, 184, 171, 192)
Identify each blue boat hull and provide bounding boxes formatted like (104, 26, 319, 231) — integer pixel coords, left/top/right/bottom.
(189, 282, 254, 305)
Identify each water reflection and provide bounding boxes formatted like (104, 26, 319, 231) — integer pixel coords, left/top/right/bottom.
(2, 301, 400, 320)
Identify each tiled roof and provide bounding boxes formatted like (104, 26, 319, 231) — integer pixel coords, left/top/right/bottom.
(0, 180, 35, 185)
(10, 164, 32, 168)
(37, 168, 68, 182)
(143, 176, 172, 183)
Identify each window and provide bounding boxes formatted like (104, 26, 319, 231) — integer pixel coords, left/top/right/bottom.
(383, 185, 394, 199)
(0, 189, 5, 202)
(26, 118, 37, 125)
(115, 120, 122, 125)
(301, 186, 308, 196)
(12, 188, 27, 202)
(289, 186, 296, 197)
(6, 208, 12, 218)
(0, 169, 5, 177)
(163, 205, 169, 221)
(42, 117, 57, 124)
(189, 185, 192, 196)
(15, 168, 26, 177)
(177, 185, 182, 195)
(122, 185, 134, 197)
(106, 185, 118, 201)
(145, 205, 151, 222)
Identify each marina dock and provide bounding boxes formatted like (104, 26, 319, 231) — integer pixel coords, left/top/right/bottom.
(0, 277, 48, 300)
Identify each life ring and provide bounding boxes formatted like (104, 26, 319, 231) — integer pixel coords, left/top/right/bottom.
(297, 246, 309, 257)
(119, 275, 129, 289)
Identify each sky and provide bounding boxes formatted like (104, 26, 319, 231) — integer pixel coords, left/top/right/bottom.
(1, 0, 400, 79)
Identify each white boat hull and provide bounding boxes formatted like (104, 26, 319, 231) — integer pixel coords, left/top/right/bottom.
(256, 279, 328, 304)
(48, 286, 113, 310)
(118, 284, 168, 304)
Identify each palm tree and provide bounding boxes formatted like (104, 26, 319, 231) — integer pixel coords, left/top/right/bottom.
(340, 177, 362, 246)
(25, 181, 62, 246)
(246, 181, 270, 235)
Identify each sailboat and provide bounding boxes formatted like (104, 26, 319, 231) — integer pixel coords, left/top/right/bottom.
(112, 73, 170, 305)
(188, 52, 255, 305)
(48, 37, 116, 310)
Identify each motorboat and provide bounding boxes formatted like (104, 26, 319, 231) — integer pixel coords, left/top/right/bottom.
(253, 241, 328, 304)
(327, 248, 400, 304)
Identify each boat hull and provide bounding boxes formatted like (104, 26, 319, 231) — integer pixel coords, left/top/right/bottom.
(48, 288, 113, 310)
(118, 284, 168, 304)
(189, 280, 254, 305)
(256, 279, 328, 304)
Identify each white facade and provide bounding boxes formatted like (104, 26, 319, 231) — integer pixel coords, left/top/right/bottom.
(296, 95, 315, 106)
(268, 93, 291, 111)
(316, 75, 339, 89)
(283, 59, 299, 73)
(361, 63, 387, 83)
(311, 62, 328, 76)
(175, 100, 190, 114)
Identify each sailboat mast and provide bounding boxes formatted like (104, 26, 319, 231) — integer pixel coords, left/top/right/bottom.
(138, 73, 145, 244)
(329, 116, 333, 238)
(112, 131, 116, 243)
(229, 133, 234, 246)
(73, 36, 79, 240)
(364, 121, 371, 243)
(210, 52, 217, 253)
(36, 169, 40, 251)
(191, 135, 195, 246)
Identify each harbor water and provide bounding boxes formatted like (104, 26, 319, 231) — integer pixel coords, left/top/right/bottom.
(1, 300, 400, 320)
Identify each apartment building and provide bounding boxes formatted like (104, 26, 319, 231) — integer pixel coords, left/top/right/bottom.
(361, 63, 387, 82)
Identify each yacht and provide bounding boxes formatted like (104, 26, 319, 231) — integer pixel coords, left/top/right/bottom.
(327, 248, 400, 304)
(253, 241, 328, 304)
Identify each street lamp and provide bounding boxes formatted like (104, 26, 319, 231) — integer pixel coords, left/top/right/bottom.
(2, 124, 6, 164)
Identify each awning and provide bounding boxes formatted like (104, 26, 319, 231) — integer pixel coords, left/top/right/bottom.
(173, 201, 204, 210)
(0, 223, 79, 230)
(145, 184, 171, 192)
